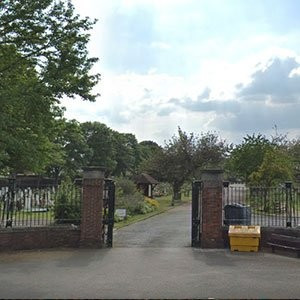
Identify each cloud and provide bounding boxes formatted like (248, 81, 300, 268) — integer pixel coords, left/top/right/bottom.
(237, 57, 300, 103)
(211, 102, 300, 133)
(197, 87, 211, 100)
(168, 86, 240, 115)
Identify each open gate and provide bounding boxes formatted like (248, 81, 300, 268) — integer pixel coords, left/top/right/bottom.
(102, 179, 115, 247)
(191, 180, 202, 247)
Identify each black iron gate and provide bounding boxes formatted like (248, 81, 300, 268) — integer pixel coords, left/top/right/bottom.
(102, 179, 115, 247)
(191, 180, 202, 247)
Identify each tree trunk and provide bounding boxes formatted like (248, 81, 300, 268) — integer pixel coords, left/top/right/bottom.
(172, 184, 182, 206)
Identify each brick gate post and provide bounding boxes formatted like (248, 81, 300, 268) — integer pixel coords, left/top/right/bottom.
(201, 169, 224, 248)
(80, 166, 105, 248)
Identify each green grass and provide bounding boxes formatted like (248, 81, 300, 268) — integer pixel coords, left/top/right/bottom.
(114, 194, 191, 229)
(0, 209, 54, 220)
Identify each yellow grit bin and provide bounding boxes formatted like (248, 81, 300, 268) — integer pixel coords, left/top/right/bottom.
(228, 225, 261, 252)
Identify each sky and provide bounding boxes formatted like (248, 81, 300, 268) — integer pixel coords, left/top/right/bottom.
(62, 0, 300, 145)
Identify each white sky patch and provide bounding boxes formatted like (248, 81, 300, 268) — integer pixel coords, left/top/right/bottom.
(150, 41, 171, 50)
(66, 0, 300, 144)
(289, 67, 300, 78)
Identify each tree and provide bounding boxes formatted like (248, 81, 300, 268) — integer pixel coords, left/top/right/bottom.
(0, 45, 63, 174)
(81, 122, 116, 173)
(0, 0, 99, 174)
(112, 132, 140, 176)
(143, 128, 228, 203)
(286, 139, 300, 183)
(226, 134, 272, 182)
(47, 119, 92, 179)
(0, 0, 99, 101)
(249, 148, 293, 187)
(139, 140, 162, 162)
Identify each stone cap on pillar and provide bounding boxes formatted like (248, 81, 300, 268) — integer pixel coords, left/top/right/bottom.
(201, 169, 224, 187)
(82, 166, 106, 179)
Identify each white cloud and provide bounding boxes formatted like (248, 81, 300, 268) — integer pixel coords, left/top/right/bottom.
(65, 1, 300, 144)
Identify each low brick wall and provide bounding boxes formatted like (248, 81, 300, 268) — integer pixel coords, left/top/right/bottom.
(0, 226, 81, 251)
(222, 226, 300, 249)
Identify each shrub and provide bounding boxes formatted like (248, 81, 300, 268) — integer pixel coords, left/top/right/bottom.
(115, 177, 137, 197)
(136, 201, 155, 214)
(145, 197, 160, 209)
(53, 178, 81, 224)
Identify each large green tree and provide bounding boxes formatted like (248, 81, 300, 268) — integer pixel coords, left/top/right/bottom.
(0, 0, 99, 174)
(112, 132, 141, 176)
(0, 45, 63, 173)
(249, 148, 293, 186)
(47, 119, 92, 179)
(143, 128, 228, 203)
(81, 122, 116, 173)
(0, 0, 99, 101)
(226, 134, 273, 182)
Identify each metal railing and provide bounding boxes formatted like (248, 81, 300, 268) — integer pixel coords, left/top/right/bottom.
(0, 179, 81, 228)
(223, 182, 300, 227)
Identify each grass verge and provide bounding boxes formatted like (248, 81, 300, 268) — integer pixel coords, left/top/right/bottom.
(114, 194, 191, 229)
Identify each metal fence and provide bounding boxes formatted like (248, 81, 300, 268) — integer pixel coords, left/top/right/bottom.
(0, 179, 81, 228)
(223, 182, 300, 228)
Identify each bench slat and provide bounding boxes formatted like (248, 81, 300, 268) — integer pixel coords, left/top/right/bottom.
(268, 233, 300, 258)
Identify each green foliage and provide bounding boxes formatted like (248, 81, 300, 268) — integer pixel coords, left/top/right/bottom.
(143, 127, 228, 201)
(48, 119, 92, 179)
(53, 178, 81, 224)
(112, 132, 141, 176)
(115, 177, 137, 197)
(0, 0, 99, 101)
(145, 197, 160, 209)
(249, 148, 293, 186)
(0, 0, 99, 174)
(81, 122, 117, 173)
(287, 138, 300, 182)
(136, 201, 155, 214)
(115, 177, 144, 214)
(226, 134, 272, 182)
(114, 177, 159, 215)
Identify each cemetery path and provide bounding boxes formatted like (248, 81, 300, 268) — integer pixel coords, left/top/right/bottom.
(114, 202, 191, 248)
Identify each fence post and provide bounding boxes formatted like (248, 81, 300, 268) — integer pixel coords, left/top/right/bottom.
(80, 166, 105, 248)
(285, 181, 292, 227)
(201, 169, 224, 248)
(191, 180, 201, 247)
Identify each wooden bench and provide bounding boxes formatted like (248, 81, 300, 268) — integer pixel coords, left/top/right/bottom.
(268, 233, 300, 258)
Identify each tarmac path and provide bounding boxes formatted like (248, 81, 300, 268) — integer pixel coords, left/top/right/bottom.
(114, 202, 191, 248)
(1, 203, 300, 299)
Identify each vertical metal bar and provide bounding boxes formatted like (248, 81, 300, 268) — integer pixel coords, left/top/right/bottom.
(285, 182, 292, 227)
(191, 180, 201, 247)
(106, 180, 115, 248)
(223, 181, 229, 225)
(6, 177, 15, 228)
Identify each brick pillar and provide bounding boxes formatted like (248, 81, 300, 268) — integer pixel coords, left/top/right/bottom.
(201, 169, 224, 248)
(80, 166, 105, 248)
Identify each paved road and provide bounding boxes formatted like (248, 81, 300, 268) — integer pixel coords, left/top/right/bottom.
(1, 247, 299, 299)
(1, 203, 300, 299)
(114, 203, 191, 248)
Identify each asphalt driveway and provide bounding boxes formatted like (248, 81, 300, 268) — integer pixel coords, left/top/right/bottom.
(1, 203, 299, 299)
(114, 202, 191, 248)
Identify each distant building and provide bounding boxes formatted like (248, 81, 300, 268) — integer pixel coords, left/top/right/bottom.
(134, 173, 158, 198)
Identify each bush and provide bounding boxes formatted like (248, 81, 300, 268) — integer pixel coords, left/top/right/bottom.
(136, 201, 154, 214)
(116, 192, 145, 214)
(145, 197, 160, 209)
(115, 177, 137, 197)
(115, 177, 160, 217)
(53, 178, 81, 224)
